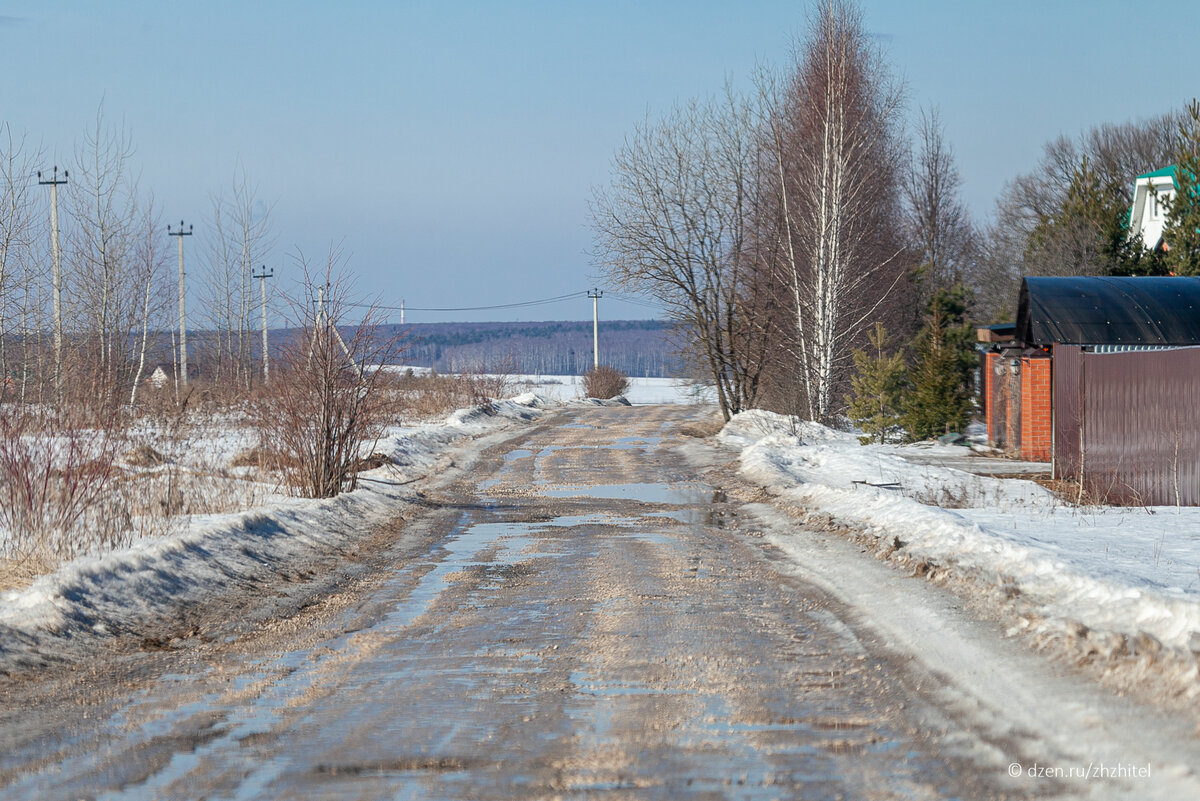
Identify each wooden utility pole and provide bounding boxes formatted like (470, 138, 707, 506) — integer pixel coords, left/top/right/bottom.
(168, 221, 193, 386)
(253, 266, 273, 384)
(588, 289, 603, 369)
(37, 166, 67, 393)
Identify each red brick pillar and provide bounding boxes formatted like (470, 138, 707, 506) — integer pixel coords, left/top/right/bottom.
(1020, 356, 1052, 462)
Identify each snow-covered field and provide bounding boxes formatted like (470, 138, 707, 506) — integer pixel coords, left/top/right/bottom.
(505, 374, 714, 405)
(720, 410, 1200, 694)
(385, 369, 714, 406)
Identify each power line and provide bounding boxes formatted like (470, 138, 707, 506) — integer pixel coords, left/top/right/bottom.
(343, 289, 667, 317)
(348, 290, 589, 314)
(606, 292, 663, 310)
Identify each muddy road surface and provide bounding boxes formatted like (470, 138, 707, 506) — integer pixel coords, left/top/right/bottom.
(0, 405, 1184, 799)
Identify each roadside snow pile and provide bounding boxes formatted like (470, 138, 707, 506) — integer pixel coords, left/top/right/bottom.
(0, 395, 555, 673)
(721, 410, 1200, 685)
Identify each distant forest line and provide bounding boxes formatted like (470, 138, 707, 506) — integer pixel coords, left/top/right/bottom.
(383, 319, 684, 377)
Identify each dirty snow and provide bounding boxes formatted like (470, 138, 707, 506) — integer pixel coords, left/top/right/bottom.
(719, 410, 1200, 661)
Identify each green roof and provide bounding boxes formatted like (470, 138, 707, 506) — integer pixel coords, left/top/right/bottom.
(1137, 164, 1178, 183)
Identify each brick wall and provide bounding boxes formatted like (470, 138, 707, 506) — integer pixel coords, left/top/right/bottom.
(1019, 356, 1052, 462)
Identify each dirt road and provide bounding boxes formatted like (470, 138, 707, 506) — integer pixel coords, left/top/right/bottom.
(0, 405, 1193, 799)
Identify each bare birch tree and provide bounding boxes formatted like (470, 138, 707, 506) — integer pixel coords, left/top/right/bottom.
(128, 198, 172, 406)
(755, 0, 909, 423)
(0, 123, 43, 397)
(65, 107, 143, 405)
(591, 88, 768, 420)
(904, 106, 975, 305)
(203, 169, 274, 388)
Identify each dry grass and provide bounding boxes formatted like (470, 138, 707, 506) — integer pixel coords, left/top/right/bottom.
(388, 371, 505, 421)
(122, 445, 168, 467)
(229, 446, 301, 473)
(0, 397, 280, 590)
(677, 415, 726, 439)
(1028, 475, 1147, 509)
(0, 345, 513, 588)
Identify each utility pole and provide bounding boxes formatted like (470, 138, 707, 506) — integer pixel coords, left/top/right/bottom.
(253, 266, 273, 384)
(37, 166, 67, 393)
(310, 283, 359, 375)
(168, 220, 193, 387)
(588, 288, 603, 370)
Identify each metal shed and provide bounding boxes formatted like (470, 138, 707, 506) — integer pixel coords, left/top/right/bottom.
(1006, 276, 1200, 504)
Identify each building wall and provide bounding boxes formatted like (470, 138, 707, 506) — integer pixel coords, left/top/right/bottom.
(1019, 356, 1052, 461)
(1131, 175, 1175, 249)
(1051, 345, 1082, 480)
(984, 352, 998, 445)
(1053, 345, 1200, 505)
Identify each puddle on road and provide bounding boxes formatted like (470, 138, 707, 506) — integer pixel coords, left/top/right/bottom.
(479, 449, 534, 491)
(373, 514, 568, 633)
(542, 482, 711, 505)
(611, 435, 658, 451)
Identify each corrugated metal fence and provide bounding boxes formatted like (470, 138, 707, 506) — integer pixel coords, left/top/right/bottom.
(1054, 345, 1200, 505)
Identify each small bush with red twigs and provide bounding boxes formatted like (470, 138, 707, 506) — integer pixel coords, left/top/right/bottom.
(582, 365, 630, 399)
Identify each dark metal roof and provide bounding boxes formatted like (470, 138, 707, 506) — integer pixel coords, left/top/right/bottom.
(1016, 276, 1200, 346)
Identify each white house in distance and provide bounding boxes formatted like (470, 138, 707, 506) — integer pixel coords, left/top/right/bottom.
(1129, 165, 1177, 250)
(147, 362, 199, 389)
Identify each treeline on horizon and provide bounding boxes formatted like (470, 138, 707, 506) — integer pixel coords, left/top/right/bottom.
(384, 319, 683, 377)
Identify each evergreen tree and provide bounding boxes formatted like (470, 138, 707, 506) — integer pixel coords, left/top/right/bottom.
(902, 285, 975, 441)
(1028, 157, 1162, 277)
(845, 323, 907, 444)
(1163, 100, 1200, 275)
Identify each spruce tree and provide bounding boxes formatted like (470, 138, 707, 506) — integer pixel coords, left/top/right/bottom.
(903, 285, 975, 441)
(1028, 157, 1161, 276)
(845, 323, 907, 444)
(1163, 99, 1200, 276)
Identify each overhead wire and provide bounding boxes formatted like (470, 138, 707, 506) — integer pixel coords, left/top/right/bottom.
(606, 292, 665, 311)
(344, 289, 666, 317)
(346, 290, 590, 314)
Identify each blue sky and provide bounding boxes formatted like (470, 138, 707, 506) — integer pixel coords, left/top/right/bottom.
(2, 1, 1199, 322)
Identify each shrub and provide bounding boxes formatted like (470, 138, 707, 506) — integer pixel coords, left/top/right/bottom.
(0, 406, 126, 570)
(253, 255, 406, 498)
(582, 365, 630, 399)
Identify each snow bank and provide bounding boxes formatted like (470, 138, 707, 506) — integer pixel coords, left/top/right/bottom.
(720, 410, 1200, 687)
(0, 395, 555, 673)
